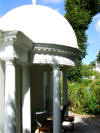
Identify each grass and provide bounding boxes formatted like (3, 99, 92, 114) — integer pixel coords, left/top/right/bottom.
(61, 79, 100, 115)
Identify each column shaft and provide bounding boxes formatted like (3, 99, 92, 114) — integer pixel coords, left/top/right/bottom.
(0, 60, 5, 133)
(5, 60, 16, 133)
(63, 71, 68, 115)
(22, 66, 31, 133)
(53, 66, 61, 133)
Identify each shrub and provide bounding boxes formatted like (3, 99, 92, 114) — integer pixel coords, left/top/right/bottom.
(90, 79, 100, 103)
(68, 79, 100, 115)
(81, 79, 92, 86)
(95, 72, 100, 79)
(82, 92, 100, 115)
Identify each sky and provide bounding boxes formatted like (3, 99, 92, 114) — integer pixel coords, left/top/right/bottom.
(0, 0, 100, 64)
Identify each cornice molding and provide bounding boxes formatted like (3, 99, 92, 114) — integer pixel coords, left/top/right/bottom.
(0, 30, 33, 62)
(32, 43, 81, 62)
(0, 30, 33, 50)
(0, 31, 81, 66)
(0, 30, 17, 42)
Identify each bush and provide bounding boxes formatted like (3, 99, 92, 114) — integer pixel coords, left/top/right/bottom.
(81, 90, 100, 115)
(90, 79, 100, 103)
(95, 72, 100, 79)
(68, 81, 88, 113)
(68, 79, 100, 115)
(81, 79, 92, 86)
(90, 79, 100, 88)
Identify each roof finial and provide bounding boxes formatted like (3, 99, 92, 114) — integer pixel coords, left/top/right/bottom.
(32, 0, 36, 5)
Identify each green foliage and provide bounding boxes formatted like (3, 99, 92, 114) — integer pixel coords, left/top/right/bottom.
(82, 95, 100, 115)
(81, 64, 92, 78)
(90, 79, 100, 89)
(64, 1, 100, 114)
(67, 61, 82, 82)
(67, 63, 97, 82)
(96, 51, 100, 62)
(65, 0, 100, 82)
(81, 79, 92, 86)
(65, 0, 100, 58)
(81, 64, 97, 78)
(68, 79, 100, 115)
(90, 61, 96, 66)
(68, 81, 89, 113)
(95, 72, 100, 79)
(90, 79, 100, 102)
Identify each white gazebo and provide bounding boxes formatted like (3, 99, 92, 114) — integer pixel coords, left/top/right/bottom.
(0, 2, 81, 133)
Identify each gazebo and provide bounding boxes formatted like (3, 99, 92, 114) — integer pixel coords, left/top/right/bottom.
(0, 1, 81, 133)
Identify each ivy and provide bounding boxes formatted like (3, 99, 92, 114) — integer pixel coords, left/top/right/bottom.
(65, 0, 100, 81)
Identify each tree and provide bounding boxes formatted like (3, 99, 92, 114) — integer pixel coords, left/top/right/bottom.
(65, 0, 100, 82)
(96, 51, 100, 62)
(90, 61, 96, 66)
(81, 64, 95, 78)
(65, 0, 100, 58)
(67, 61, 82, 82)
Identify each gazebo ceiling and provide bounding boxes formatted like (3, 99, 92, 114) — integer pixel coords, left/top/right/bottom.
(0, 4, 78, 49)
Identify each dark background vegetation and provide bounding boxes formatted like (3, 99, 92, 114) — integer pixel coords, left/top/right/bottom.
(64, 0, 100, 115)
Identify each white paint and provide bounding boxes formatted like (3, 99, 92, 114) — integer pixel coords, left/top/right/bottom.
(0, 31, 33, 62)
(53, 67, 61, 133)
(5, 60, 16, 133)
(33, 54, 75, 66)
(0, 60, 5, 133)
(23, 90, 31, 132)
(0, 40, 14, 59)
(0, 5, 78, 48)
(22, 67, 31, 133)
(5, 61, 16, 106)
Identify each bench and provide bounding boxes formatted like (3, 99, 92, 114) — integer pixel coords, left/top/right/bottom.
(36, 103, 74, 132)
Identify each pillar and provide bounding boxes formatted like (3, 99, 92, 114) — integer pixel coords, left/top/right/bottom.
(53, 66, 61, 133)
(0, 60, 5, 133)
(4, 60, 16, 133)
(63, 71, 68, 115)
(22, 66, 31, 133)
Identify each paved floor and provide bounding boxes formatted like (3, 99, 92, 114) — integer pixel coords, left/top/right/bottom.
(35, 112, 100, 133)
(64, 113, 100, 133)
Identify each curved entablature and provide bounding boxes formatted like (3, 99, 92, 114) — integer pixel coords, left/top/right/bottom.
(30, 43, 81, 67)
(0, 30, 81, 68)
(33, 43, 81, 61)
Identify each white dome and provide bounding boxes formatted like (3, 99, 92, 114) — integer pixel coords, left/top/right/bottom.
(0, 5, 78, 49)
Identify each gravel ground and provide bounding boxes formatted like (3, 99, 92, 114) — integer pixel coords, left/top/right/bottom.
(64, 112, 100, 133)
(35, 112, 100, 133)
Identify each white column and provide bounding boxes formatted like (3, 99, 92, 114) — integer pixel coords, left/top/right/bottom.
(22, 66, 31, 133)
(53, 66, 61, 133)
(0, 60, 5, 133)
(4, 60, 16, 133)
(63, 71, 68, 115)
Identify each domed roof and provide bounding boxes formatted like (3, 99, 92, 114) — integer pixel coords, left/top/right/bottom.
(0, 4, 78, 49)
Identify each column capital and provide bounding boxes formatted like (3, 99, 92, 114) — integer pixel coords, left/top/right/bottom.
(1, 58, 14, 64)
(53, 65, 60, 70)
(4, 58, 15, 65)
(62, 69, 68, 72)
